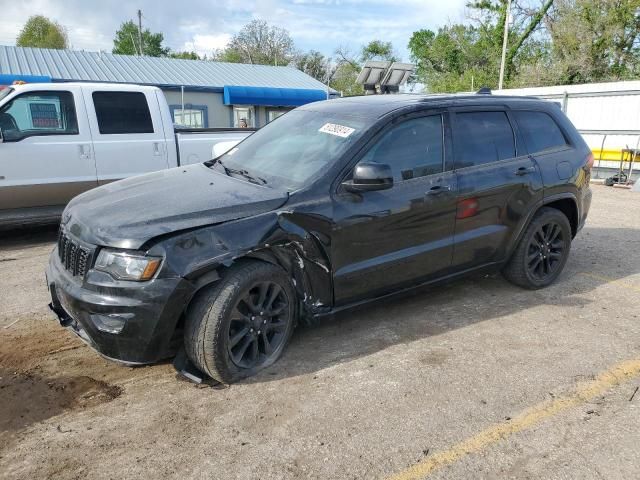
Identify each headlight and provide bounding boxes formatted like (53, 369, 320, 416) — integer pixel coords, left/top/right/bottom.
(95, 250, 162, 281)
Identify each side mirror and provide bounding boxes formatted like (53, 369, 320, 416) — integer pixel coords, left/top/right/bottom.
(342, 162, 393, 193)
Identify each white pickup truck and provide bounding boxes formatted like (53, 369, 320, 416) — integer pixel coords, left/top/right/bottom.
(0, 82, 253, 227)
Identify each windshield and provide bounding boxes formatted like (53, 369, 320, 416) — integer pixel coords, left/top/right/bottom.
(213, 109, 368, 190)
(0, 87, 13, 103)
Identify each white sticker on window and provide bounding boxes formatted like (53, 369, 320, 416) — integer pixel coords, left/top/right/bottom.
(318, 123, 355, 138)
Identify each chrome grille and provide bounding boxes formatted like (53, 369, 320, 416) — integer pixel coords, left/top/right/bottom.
(58, 230, 91, 277)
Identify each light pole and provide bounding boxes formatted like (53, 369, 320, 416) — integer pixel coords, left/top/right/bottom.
(498, 0, 512, 90)
(137, 9, 143, 56)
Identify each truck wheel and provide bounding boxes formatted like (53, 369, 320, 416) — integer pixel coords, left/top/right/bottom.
(502, 207, 572, 289)
(184, 261, 296, 384)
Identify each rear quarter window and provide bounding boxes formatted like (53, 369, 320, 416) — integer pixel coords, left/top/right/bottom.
(513, 110, 568, 154)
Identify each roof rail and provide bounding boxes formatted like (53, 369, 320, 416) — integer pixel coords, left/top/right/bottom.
(476, 87, 492, 95)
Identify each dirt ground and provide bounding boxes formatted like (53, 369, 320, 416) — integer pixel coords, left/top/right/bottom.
(1, 184, 639, 480)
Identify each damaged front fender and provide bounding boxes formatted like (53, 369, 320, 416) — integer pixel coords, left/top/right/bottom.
(155, 205, 334, 321)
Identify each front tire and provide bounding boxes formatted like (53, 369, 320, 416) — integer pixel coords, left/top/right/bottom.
(502, 207, 572, 289)
(184, 261, 296, 383)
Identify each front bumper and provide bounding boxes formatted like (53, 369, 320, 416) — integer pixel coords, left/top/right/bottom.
(47, 247, 194, 364)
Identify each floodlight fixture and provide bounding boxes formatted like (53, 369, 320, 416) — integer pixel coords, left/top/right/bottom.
(356, 61, 415, 95)
(356, 61, 392, 94)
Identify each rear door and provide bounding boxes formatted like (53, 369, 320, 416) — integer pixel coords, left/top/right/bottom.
(82, 87, 169, 184)
(450, 108, 543, 270)
(331, 112, 458, 304)
(0, 87, 96, 215)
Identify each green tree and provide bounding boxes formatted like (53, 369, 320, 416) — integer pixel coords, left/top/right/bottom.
(112, 20, 169, 57)
(361, 40, 398, 62)
(409, 1, 554, 91)
(215, 20, 295, 65)
(467, 0, 554, 81)
(291, 50, 329, 82)
(16, 15, 68, 49)
(409, 25, 497, 92)
(169, 51, 201, 60)
(544, 0, 640, 84)
(213, 48, 244, 63)
(328, 61, 364, 96)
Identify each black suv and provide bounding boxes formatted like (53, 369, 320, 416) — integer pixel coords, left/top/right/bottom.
(47, 94, 593, 383)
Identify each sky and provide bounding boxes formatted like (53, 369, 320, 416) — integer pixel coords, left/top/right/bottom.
(0, 0, 467, 61)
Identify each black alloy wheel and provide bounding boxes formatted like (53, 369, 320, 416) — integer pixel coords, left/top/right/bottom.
(526, 221, 565, 280)
(228, 281, 290, 369)
(502, 206, 572, 289)
(184, 261, 296, 383)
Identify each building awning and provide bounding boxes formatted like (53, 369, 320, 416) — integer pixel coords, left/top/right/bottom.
(0, 74, 51, 85)
(223, 85, 326, 107)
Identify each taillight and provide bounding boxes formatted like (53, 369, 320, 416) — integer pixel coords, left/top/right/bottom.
(585, 152, 595, 170)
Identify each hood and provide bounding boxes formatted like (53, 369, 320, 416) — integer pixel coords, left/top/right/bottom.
(63, 163, 288, 249)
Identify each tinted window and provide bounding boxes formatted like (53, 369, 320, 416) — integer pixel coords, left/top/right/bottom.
(455, 111, 515, 168)
(0, 91, 78, 142)
(359, 115, 444, 181)
(513, 110, 568, 154)
(92, 91, 153, 134)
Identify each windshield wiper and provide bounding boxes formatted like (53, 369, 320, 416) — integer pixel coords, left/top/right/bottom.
(216, 159, 267, 185)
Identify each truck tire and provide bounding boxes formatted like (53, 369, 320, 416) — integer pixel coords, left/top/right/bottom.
(184, 261, 296, 384)
(502, 207, 572, 289)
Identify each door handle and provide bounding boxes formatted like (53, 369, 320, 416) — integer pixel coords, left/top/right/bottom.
(153, 142, 162, 156)
(515, 166, 536, 176)
(0, 176, 5, 180)
(426, 185, 451, 195)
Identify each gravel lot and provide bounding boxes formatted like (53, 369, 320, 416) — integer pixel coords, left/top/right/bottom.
(1, 184, 639, 480)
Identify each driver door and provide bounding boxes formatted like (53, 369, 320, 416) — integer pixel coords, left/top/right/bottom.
(331, 112, 458, 305)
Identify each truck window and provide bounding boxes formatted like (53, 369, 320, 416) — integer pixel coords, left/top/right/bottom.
(0, 91, 78, 142)
(92, 91, 154, 134)
(512, 110, 569, 154)
(454, 111, 516, 169)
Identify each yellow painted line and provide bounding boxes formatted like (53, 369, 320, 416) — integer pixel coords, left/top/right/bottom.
(578, 272, 640, 293)
(386, 358, 640, 480)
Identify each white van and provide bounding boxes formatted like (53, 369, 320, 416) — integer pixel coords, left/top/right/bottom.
(0, 82, 252, 227)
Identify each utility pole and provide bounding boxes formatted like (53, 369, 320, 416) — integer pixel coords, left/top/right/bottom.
(498, 0, 511, 90)
(137, 9, 143, 56)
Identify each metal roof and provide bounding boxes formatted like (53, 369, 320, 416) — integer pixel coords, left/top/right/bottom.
(0, 45, 331, 91)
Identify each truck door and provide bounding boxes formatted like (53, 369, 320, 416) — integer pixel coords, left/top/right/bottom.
(0, 86, 97, 215)
(81, 87, 169, 184)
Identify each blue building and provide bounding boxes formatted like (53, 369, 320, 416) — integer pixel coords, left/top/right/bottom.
(0, 45, 334, 128)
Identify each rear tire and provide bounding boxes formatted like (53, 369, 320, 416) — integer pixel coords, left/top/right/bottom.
(502, 207, 572, 289)
(184, 261, 296, 384)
